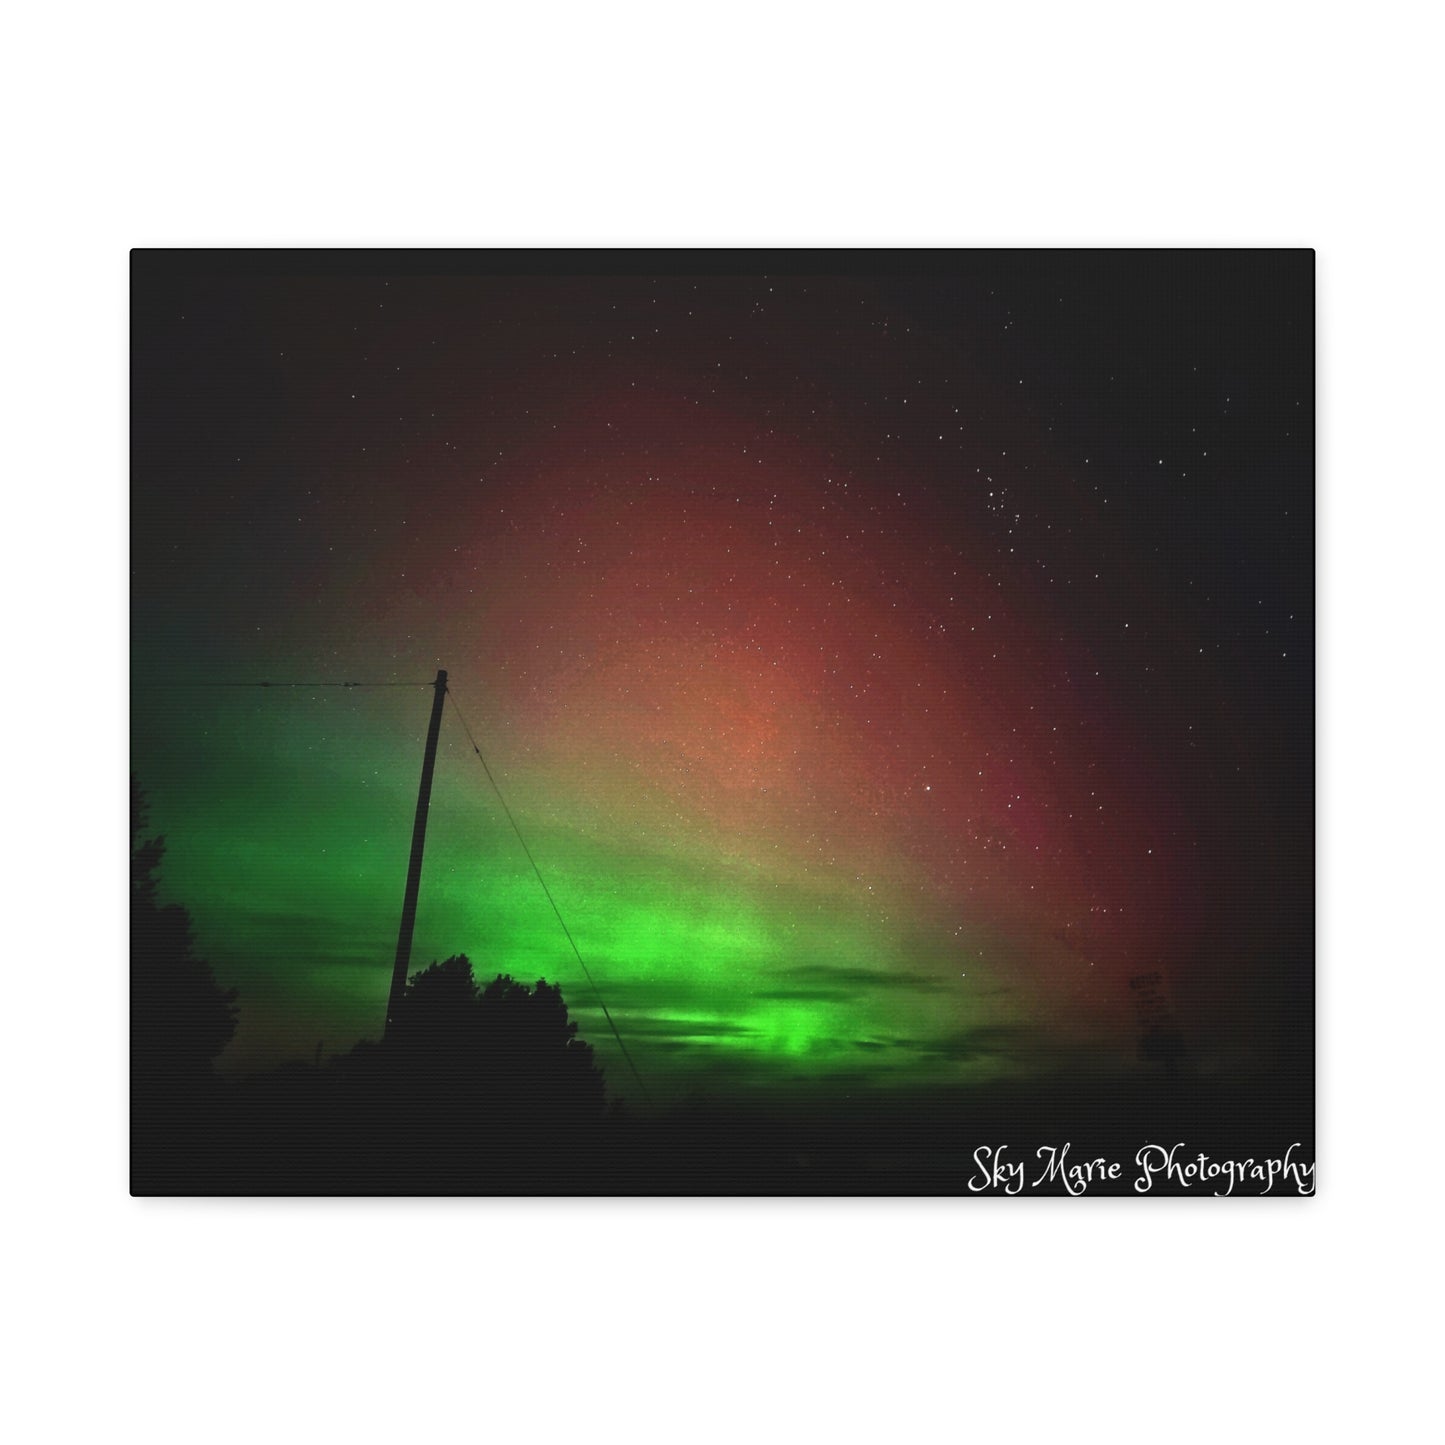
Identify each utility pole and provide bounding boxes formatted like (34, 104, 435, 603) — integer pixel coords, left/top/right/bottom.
(384, 668, 448, 1039)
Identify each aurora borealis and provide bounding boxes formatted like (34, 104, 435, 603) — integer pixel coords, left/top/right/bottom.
(131, 252, 1314, 1111)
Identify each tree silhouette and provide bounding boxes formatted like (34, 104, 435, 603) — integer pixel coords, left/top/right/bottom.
(388, 955, 605, 1124)
(130, 776, 239, 1086)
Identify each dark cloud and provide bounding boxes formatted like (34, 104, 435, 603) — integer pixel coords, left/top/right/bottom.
(754, 987, 855, 1003)
(611, 1015, 759, 1039)
(774, 964, 951, 996)
(888, 1024, 1032, 1064)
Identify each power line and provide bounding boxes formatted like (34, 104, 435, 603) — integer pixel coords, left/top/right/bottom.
(134, 680, 435, 689)
(445, 689, 651, 1105)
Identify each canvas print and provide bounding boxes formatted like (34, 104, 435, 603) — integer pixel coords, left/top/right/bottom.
(130, 250, 1314, 1196)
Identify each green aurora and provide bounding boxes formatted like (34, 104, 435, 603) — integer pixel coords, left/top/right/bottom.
(135, 683, 1034, 1099)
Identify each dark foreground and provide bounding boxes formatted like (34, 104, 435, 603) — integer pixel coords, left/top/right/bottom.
(133, 1066, 1314, 1198)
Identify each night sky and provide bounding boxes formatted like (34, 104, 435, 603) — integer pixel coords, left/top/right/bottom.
(130, 251, 1313, 1107)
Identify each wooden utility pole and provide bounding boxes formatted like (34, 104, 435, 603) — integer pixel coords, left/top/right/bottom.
(384, 668, 448, 1039)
